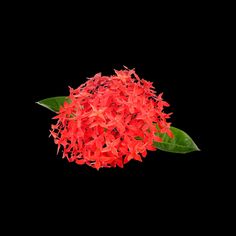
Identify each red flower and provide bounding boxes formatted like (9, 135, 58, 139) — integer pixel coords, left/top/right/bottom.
(50, 67, 173, 170)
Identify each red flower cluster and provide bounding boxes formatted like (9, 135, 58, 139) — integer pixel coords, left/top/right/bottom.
(50, 68, 173, 169)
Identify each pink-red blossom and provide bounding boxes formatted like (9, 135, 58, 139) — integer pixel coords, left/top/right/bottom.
(50, 68, 173, 169)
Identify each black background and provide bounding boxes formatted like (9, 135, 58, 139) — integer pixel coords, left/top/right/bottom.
(4, 4, 222, 232)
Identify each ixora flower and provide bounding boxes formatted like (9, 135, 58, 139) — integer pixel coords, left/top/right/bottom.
(37, 67, 199, 170)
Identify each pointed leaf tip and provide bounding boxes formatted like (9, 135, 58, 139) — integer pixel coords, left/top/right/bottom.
(36, 96, 69, 113)
(153, 126, 200, 154)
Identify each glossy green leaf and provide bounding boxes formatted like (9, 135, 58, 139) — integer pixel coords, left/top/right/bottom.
(36, 96, 70, 113)
(153, 126, 200, 153)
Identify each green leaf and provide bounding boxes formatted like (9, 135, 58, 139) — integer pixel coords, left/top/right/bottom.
(135, 136, 143, 140)
(153, 126, 200, 154)
(36, 96, 70, 113)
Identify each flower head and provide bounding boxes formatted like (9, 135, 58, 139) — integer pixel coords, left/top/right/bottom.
(50, 68, 172, 169)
